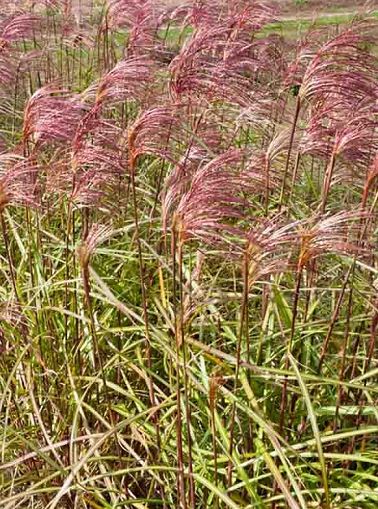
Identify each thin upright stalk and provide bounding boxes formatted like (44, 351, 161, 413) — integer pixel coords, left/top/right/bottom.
(227, 254, 249, 487)
(177, 242, 195, 508)
(64, 200, 73, 352)
(209, 373, 220, 500)
(81, 264, 103, 374)
(333, 283, 353, 432)
(172, 232, 187, 509)
(130, 157, 159, 420)
(279, 95, 301, 209)
(129, 152, 164, 492)
(1, 211, 19, 301)
(264, 157, 270, 215)
(288, 152, 301, 203)
(279, 266, 303, 435)
(320, 149, 336, 214)
(317, 266, 352, 373)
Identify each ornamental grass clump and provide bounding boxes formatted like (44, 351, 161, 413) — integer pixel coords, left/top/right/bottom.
(0, 1, 377, 508)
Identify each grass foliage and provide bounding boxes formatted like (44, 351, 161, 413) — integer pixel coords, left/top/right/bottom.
(0, 1, 377, 508)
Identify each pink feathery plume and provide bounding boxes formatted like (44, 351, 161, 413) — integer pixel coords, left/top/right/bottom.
(0, 13, 40, 44)
(237, 93, 286, 138)
(73, 144, 126, 178)
(36, 0, 75, 17)
(70, 118, 127, 210)
(44, 150, 72, 197)
(297, 210, 369, 269)
(244, 217, 300, 284)
(202, 61, 254, 106)
(252, 34, 288, 83)
(169, 21, 282, 105)
(159, 1, 226, 30)
(300, 121, 334, 161)
(189, 0, 225, 28)
(0, 155, 39, 210)
(244, 129, 293, 192)
(301, 98, 377, 177)
(226, 1, 278, 33)
(126, 10, 158, 55)
(60, 27, 96, 51)
(72, 120, 126, 177)
(264, 128, 298, 165)
(106, 0, 163, 54)
(106, 0, 151, 29)
(23, 85, 88, 146)
(77, 223, 114, 267)
(39, 0, 68, 7)
(95, 56, 155, 107)
(161, 105, 236, 212)
(0, 14, 40, 88)
(0, 51, 15, 87)
(169, 25, 231, 99)
(44, 146, 120, 212)
(161, 0, 276, 32)
(169, 25, 229, 71)
(297, 22, 377, 104)
(128, 104, 188, 165)
(362, 154, 378, 208)
(332, 115, 377, 170)
(220, 34, 288, 97)
(282, 24, 335, 91)
(162, 145, 212, 231)
(157, 3, 193, 27)
(162, 113, 235, 230)
(169, 149, 266, 245)
(69, 170, 109, 209)
(303, 97, 377, 212)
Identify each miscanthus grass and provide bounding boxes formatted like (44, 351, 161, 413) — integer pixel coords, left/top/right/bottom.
(0, 1, 377, 508)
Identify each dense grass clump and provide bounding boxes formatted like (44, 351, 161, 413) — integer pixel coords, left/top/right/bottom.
(0, 1, 377, 508)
